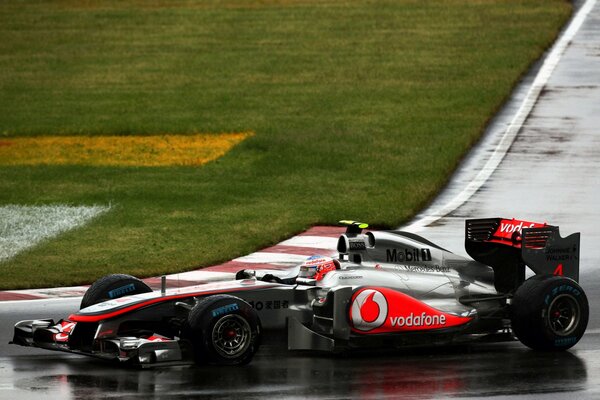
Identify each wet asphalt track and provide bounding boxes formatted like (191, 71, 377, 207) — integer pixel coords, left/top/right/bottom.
(1, 298, 600, 399)
(2, 0, 600, 398)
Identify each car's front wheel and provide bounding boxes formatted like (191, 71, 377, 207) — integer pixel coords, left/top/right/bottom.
(511, 274, 588, 350)
(186, 294, 261, 365)
(80, 274, 153, 309)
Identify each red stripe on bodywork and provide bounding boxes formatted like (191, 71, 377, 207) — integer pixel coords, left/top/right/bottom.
(69, 283, 279, 323)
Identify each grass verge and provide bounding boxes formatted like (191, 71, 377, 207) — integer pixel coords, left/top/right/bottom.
(0, 0, 571, 289)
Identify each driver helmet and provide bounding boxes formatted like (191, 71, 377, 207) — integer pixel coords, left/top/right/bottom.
(297, 255, 340, 284)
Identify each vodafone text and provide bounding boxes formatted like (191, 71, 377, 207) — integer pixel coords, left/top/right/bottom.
(389, 312, 446, 328)
(499, 222, 535, 233)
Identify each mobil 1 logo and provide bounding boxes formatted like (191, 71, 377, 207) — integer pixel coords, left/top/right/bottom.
(386, 248, 432, 263)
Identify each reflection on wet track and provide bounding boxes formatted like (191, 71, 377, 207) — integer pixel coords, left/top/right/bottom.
(2, 335, 599, 399)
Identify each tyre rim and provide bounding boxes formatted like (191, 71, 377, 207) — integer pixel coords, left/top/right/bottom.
(212, 314, 251, 359)
(548, 294, 580, 336)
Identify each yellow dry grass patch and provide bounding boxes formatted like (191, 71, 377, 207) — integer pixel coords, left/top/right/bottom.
(0, 132, 253, 167)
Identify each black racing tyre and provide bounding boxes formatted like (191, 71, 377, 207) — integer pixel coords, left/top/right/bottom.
(80, 274, 153, 309)
(511, 274, 588, 351)
(186, 294, 261, 366)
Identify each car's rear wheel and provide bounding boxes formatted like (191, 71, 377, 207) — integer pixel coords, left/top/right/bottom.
(511, 274, 588, 350)
(186, 294, 261, 365)
(80, 274, 152, 309)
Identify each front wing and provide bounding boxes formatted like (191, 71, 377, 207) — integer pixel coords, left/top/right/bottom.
(11, 319, 190, 367)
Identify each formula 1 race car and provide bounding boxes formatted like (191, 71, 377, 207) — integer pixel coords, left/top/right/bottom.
(11, 218, 589, 367)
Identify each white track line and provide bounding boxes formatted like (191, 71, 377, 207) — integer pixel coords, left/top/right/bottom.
(0, 204, 110, 261)
(403, 0, 597, 232)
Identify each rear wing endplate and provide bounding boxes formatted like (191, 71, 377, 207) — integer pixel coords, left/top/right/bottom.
(522, 226, 580, 282)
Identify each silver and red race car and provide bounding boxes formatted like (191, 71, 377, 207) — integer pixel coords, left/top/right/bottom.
(11, 218, 588, 367)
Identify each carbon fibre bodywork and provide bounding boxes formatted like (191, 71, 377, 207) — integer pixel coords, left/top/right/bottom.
(11, 218, 585, 366)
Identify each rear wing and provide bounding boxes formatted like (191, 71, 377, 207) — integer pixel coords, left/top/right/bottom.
(465, 218, 580, 293)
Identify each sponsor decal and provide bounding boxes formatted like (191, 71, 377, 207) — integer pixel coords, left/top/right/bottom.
(545, 245, 578, 262)
(339, 275, 363, 280)
(499, 221, 536, 233)
(386, 248, 432, 263)
(399, 265, 450, 273)
(349, 287, 472, 334)
(108, 283, 137, 299)
(350, 289, 388, 331)
(248, 300, 289, 311)
(555, 336, 578, 347)
(389, 313, 446, 328)
(493, 219, 546, 242)
(304, 255, 328, 265)
(349, 240, 367, 251)
(211, 303, 239, 317)
(544, 285, 581, 305)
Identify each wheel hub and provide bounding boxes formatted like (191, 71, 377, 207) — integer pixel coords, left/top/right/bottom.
(212, 314, 251, 359)
(548, 294, 580, 336)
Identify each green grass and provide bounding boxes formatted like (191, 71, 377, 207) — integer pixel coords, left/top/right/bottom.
(0, 0, 571, 289)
